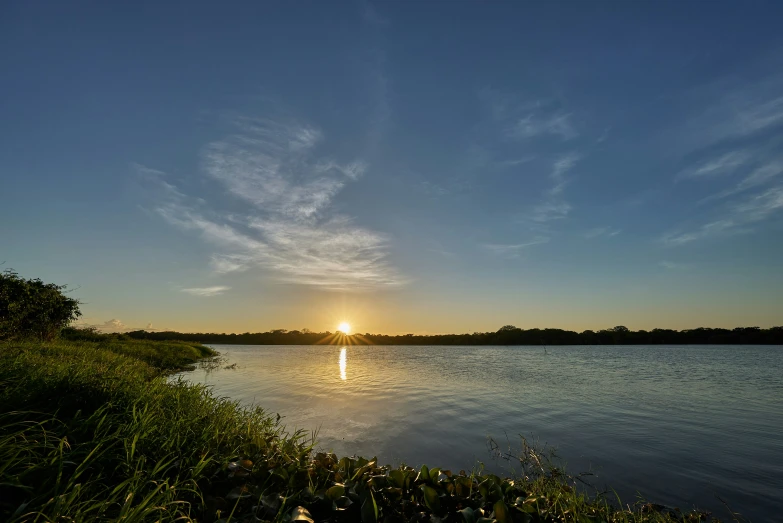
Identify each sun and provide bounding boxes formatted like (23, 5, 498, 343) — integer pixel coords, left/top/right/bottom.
(337, 322, 351, 335)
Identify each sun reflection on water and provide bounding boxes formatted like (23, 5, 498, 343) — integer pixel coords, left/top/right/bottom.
(339, 347, 347, 380)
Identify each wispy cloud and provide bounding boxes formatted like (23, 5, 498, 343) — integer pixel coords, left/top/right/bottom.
(96, 318, 126, 332)
(679, 73, 783, 151)
(548, 152, 580, 195)
(700, 157, 783, 203)
(416, 180, 449, 197)
(203, 119, 352, 221)
(143, 117, 405, 291)
(584, 227, 622, 239)
(484, 238, 549, 258)
(477, 88, 579, 143)
(475, 89, 583, 238)
(666, 70, 783, 245)
(661, 185, 783, 245)
(496, 157, 535, 168)
(677, 151, 750, 180)
(76, 318, 159, 333)
(531, 201, 571, 223)
(510, 111, 577, 141)
(526, 153, 580, 222)
(181, 286, 231, 297)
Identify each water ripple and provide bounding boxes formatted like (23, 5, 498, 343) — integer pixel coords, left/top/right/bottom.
(177, 344, 783, 521)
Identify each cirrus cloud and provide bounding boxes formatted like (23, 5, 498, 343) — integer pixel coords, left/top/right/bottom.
(141, 116, 406, 291)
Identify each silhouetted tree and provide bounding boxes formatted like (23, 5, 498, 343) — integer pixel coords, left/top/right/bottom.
(0, 270, 82, 341)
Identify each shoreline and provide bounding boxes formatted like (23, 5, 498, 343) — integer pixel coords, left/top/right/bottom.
(0, 338, 725, 522)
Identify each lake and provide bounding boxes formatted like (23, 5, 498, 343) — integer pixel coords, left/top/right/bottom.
(177, 345, 782, 521)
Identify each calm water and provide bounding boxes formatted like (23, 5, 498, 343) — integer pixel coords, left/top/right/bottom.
(177, 345, 783, 521)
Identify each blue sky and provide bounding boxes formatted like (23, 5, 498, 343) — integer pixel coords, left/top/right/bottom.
(2, 1, 782, 334)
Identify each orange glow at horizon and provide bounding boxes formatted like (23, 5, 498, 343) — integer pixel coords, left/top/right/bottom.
(337, 322, 351, 334)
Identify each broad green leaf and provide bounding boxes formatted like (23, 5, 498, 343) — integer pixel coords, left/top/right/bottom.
(361, 492, 378, 523)
(369, 474, 388, 488)
(493, 500, 511, 523)
(421, 484, 441, 514)
(325, 484, 345, 500)
(459, 507, 476, 523)
(478, 480, 490, 500)
(417, 464, 430, 483)
(334, 496, 353, 509)
(388, 469, 405, 488)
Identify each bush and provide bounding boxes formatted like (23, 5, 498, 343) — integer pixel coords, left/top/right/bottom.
(0, 270, 81, 341)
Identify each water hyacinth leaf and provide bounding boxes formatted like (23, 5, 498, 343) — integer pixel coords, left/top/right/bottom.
(290, 506, 314, 523)
(429, 467, 441, 482)
(360, 492, 378, 523)
(260, 494, 282, 512)
(459, 507, 476, 523)
(339, 457, 354, 476)
(383, 487, 403, 501)
(493, 500, 511, 523)
(325, 484, 345, 500)
(478, 480, 490, 500)
(369, 474, 389, 488)
(334, 496, 353, 510)
(417, 465, 430, 484)
(388, 469, 405, 488)
(455, 477, 471, 497)
(493, 483, 504, 501)
(421, 485, 441, 514)
(352, 460, 377, 481)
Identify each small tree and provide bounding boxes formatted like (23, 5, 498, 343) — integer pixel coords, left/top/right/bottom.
(0, 270, 82, 341)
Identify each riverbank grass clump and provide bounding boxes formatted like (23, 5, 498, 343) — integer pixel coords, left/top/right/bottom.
(1, 338, 717, 522)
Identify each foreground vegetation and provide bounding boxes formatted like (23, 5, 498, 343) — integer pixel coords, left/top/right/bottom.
(0, 337, 722, 522)
(126, 324, 783, 346)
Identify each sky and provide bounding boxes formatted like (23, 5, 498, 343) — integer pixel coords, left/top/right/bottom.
(2, 1, 783, 334)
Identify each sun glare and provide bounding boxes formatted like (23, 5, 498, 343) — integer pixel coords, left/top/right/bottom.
(337, 322, 351, 335)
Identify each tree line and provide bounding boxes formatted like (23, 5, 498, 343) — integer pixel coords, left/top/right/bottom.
(125, 324, 783, 346)
(3, 270, 781, 345)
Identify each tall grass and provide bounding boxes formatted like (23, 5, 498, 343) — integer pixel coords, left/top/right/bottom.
(0, 340, 312, 522)
(0, 339, 719, 522)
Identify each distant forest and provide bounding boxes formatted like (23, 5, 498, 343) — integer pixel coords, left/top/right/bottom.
(125, 325, 783, 345)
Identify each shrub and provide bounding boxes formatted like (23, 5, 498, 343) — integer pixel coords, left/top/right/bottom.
(0, 270, 81, 341)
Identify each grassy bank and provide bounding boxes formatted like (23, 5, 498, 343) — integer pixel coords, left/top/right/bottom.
(0, 339, 718, 522)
